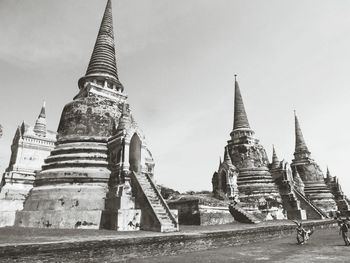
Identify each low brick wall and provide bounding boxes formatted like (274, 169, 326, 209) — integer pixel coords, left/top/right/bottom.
(0, 220, 337, 262)
(167, 199, 234, 225)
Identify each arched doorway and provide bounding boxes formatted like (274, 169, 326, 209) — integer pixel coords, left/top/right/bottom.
(220, 171, 227, 193)
(129, 133, 142, 173)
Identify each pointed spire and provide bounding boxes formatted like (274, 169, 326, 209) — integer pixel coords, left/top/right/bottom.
(20, 121, 26, 135)
(233, 75, 250, 131)
(79, 0, 123, 91)
(218, 156, 222, 170)
(326, 167, 331, 179)
(271, 145, 280, 169)
(294, 111, 310, 157)
(33, 102, 47, 137)
(39, 101, 46, 118)
(223, 147, 233, 166)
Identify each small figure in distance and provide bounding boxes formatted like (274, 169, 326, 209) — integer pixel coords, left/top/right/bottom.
(339, 218, 350, 246)
(292, 220, 314, 245)
(336, 211, 342, 226)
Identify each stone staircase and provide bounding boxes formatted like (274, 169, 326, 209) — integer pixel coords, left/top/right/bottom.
(228, 204, 261, 224)
(326, 180, 350, 214)
(293, 188, 328, 219)
(131, 172, 178, 232)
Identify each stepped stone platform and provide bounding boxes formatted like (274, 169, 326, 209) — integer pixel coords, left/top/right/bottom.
(0, 220, 337, 262)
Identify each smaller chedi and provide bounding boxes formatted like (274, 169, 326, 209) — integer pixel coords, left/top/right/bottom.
(325, 168, 350, 215)
(212, 147, 238, 201)
(269, 146, 328, 220)
(212, 76, 284, 222)
(0, 103, 56, 226)
(212, 76, 350, 221)
(290, 113, 338, 214)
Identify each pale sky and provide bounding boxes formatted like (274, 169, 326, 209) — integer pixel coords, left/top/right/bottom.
(0, 0, 350, 195)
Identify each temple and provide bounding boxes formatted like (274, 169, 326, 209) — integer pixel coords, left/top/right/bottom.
(212, 76, 284, 221)
(212, 76, 349, 221)
(269, 146, 327, 220)
(325, 168, 350, 215)
(14, 0, 178, 232)
(0, 103, 56, 226)
(290, 113, 338, 213)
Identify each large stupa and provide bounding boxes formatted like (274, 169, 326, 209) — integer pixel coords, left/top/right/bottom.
(15, 0, 178, 232)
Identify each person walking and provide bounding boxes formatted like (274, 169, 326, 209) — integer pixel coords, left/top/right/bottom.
(339, 219, 350, 246)
(292, 220, 314, 245)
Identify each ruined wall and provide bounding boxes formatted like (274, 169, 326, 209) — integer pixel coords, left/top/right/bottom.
(168, 199, 200, 225)
(57, 96, 122, 139)
(168, 199, 234, 226)
(229, 143, 269, 169)
(11, 138, 54, 173)
(293, 161, 325, 182)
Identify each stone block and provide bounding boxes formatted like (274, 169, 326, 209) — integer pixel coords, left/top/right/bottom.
(0, 200, 24, 212)
(199, 205, 235, 225)
(0, 211, 17, 227)
(116, 209, 141, 231)
(103, 209, 142, 231)
(0, 200, 26, 227)
(15, 210, 105, 229)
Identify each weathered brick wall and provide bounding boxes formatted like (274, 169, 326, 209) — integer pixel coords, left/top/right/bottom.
(0, 220, 337, 262)
(168, 199, 200, 225)
(57, 96, 122, 138)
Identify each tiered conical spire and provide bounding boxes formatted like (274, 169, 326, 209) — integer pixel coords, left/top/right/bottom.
(79, 0, 123, 90)
(294, 111, 310, 156)
(271, 145, 280, 169)
(33, 102, 47, 136)
(233, 75, 250, 131)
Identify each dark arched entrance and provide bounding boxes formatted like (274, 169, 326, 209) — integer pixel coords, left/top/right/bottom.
(220, 171, 227, 193)
(129, 133, 142, 173)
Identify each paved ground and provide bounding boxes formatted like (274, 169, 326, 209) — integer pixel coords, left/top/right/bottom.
(128, 228, 350, 263)
(0, 220, 309, 245)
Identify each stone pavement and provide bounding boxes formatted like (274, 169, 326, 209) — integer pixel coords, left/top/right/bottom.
(0, 220, 337, 262)
(0, 220, 320, 245)
(131, 227, 350, 263)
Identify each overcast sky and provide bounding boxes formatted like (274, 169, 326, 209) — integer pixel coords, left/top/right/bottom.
(1, 0, 350, 195)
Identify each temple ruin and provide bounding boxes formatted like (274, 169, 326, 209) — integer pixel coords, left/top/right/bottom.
(0, 103, 56, 226)
(213, 76, 285, 221)
(14, 0, 178, 232)
(212, 76, 350, 221)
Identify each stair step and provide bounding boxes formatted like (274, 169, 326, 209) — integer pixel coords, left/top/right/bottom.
(133, 172, 178, 230)
(161, 223, 173, 227)
(158, 212, 167, 216)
